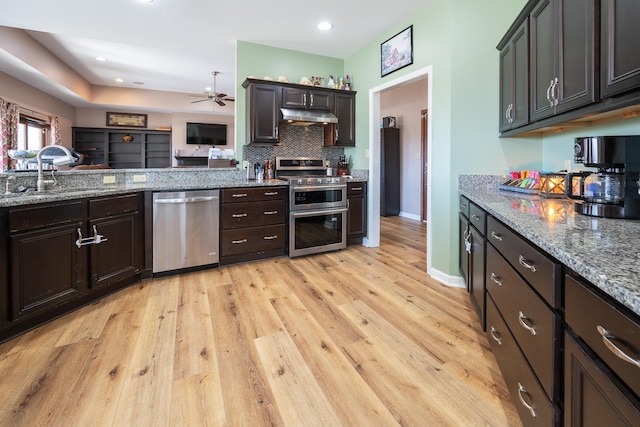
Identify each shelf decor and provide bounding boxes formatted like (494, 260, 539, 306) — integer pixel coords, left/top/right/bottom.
(381, 25, 413, 77)
(540, 173, 567, 198)
(106, 112, 147, 128)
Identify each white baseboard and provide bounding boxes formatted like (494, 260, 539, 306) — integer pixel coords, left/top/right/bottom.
(427, 267, 466, 288)
(399, 211, 421, 221)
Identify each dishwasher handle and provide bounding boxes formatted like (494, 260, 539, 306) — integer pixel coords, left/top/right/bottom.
(154, 195, 219, 204)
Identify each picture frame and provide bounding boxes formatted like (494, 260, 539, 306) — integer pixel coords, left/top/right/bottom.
(106, 112, 148, 128)
(381, 25, 414, 77)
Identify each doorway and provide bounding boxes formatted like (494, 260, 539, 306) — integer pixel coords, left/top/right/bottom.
(367, 66, 433, 271)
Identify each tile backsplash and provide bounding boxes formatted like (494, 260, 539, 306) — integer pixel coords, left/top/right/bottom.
(242, 123, 345, 167)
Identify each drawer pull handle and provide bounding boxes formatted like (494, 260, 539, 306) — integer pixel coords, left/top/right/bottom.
(264, 191, 279, 196)
(232, 239, 248, 244)
(518, 255, 537, 273)
(232, 193, 248, 198)
(597, 325, 640, 368)
(263, 210, 278, 215)
(490, 273, 503, 287)
(351, 186, 363, 191)
(460, 203, 468, 209)
(491, 231, 503, 241)
(517, 383, 537, 418)
(232, 213, 248, 218)
(471, 214, 480, 222)
(518, 311, 537, 336)
(490, 326, 503, 345)
(263, 235, 278, 240)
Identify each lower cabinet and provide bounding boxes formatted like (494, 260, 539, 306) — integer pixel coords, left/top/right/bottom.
(459, 196, 487, 330)
(347, 181, 367, 245)
(564, 331, 640, 426)
(220, 186, 287, 265)
(2, 193, 145, 342)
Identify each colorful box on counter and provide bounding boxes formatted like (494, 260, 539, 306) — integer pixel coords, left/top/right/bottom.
(499, 170, 541, 194)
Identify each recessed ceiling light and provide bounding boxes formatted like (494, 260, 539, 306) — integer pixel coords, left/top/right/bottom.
(115, 78, 124, 83)
(317, 21, 333, 31)
(139, 0, 154, 3)
(95, 56, 106, 62)
(205, 86, 212, 91)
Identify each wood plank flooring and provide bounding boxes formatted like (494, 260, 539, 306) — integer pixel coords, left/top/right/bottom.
(0, 216, 521, 426)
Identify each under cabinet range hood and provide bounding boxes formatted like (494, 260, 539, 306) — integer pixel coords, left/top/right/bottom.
(280, 108, 338, 125)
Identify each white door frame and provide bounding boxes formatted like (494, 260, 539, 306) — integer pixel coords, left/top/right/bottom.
(364, 66, 433, 270)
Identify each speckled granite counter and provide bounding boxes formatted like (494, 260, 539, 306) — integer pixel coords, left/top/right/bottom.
(459, 177, 640, 317)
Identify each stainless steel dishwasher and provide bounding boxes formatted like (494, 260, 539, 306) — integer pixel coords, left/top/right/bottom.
(153, 189, 219, 273)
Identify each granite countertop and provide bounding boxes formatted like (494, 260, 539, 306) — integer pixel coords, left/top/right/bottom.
(460, 186, 640, 318)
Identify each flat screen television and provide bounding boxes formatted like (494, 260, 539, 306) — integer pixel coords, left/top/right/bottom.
(186, 122, 227, 146)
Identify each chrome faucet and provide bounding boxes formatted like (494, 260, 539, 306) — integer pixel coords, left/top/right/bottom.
(37, 145, 75, 191)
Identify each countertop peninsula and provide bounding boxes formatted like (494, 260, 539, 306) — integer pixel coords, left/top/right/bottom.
(460, 180, 640, 317)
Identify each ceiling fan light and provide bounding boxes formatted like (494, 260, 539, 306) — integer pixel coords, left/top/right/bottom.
(95, 56, 106, 62)
(317, 21, 333, 31)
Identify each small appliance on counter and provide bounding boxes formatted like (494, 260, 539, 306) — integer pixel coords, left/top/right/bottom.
(566, 135, 640, 219)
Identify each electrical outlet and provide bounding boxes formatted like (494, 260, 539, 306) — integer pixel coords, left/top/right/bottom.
(242, 160, 249, 169)
(103, 175, 116, 184)
(133, 174, 146, 183)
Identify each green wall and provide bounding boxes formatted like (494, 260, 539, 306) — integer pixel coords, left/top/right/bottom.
(235, 0, 638, 281)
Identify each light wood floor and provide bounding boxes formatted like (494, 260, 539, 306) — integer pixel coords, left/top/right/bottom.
(0, 216, 521, 426)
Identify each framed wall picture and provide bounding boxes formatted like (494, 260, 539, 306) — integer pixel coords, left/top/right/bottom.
(381, 25, 414, 77)
(106, 112, 148, 128)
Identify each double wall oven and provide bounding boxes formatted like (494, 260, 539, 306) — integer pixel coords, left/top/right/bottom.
(275, 157, 348, 257)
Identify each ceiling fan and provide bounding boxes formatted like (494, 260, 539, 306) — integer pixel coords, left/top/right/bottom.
(190, 71, 235, 107)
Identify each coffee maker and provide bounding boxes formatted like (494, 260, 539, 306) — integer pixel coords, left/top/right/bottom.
(566, 135, 640, 219)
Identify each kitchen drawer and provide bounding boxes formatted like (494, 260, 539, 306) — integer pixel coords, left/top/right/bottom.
(565, 274, 640, 398)
(9, 200, 86, 232)
(347, 181, 367, 196)
(486, 245, 560, 400)
(459, 195, 470, 218)
(486, 297, 559, 426)
(487, 216, 561, 308)
(221, 186, 286, 203)
(469, 202, 486, 235)
(90, 193, 141, 218)
(221, 224, 286, 257)
(221, 200, 285, 229)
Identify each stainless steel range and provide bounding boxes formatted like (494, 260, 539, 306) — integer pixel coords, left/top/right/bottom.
(275, 157, 348, 257)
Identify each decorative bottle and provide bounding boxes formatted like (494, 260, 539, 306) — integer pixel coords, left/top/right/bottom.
(338, 77, 344, 90)
(344, 75, 351, 91)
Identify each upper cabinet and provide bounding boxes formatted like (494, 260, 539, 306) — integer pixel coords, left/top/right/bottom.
(600, 0, 640, 98)
(498, 0, 640, 137)
(499, 20, 529, 132)
(244, 81, 281, 144)
(529, 0, 596, 122)
(243, 78, 356, 146)
(282, 87, 334, 111)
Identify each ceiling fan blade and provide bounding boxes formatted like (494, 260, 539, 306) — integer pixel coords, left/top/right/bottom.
(215, 93, 227, 99)
(216, 100, 226, 106)
(223, 97, 235, 102)
(191, 99, 210, 104)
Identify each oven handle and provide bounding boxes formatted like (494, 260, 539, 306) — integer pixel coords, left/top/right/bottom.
(292, 184, 347, 192)
(290, 207, 348, 217)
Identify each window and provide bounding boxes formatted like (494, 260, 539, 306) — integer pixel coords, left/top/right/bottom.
(17, 116, 48, 150)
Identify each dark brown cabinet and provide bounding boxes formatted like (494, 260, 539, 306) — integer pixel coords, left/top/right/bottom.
(499, 19, 529, 131)
(72, 127, 171, 168)
(347, 181, 367, 245)
(282, 87, 333, 110)
(243, 81, 281, 144)
(564, 331, 640, 426)
(600, 0, 640, 98)
(2, 193, 145, 342)
(330, 92, 356, 147)
(529, 0, 596, 122)
(89, 193, 144, 290)
(459, 196, 470, 284)
(220, 186, 287, 265)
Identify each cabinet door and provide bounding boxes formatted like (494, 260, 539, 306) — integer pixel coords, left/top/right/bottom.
(248, 84, 281, 143)
(564, 331, 640, 427)
(309, 90, 333, 110)
(459, 213, 470, 288)
(333, 93, 356, 146)
(89, 212, 143, 290)
(601, 0, 640, 97)
(499, 20, 529, 131)
(469, 226, 486, 330)
(10, 222, 87, 320)
(281, 87, 307, 109)
(530, 0, 557, 121)
(347, 183, 367, 245)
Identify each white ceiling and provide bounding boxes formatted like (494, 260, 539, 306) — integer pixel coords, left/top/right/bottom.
(0, 0, 428, 109)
